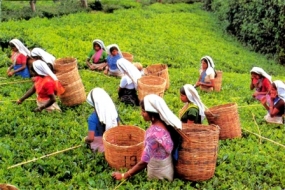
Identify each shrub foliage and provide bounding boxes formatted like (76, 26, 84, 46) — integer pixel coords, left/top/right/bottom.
(210, 0, 285, 64)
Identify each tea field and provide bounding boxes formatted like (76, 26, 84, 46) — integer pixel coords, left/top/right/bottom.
(0, 2, 284, 189)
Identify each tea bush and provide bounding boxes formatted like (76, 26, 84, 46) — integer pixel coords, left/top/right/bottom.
(0, 2, 284, 189)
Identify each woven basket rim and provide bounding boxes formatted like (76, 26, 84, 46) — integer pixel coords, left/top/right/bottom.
(55, 57, 77, 62)
(138, 76, 166, 86)
(103, 125, 145, 148)
(205, 103, 236, 112)
(146, 63, 167, 67)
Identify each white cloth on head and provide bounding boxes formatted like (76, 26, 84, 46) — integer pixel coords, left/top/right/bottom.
(120, 76, 135, 89)
(143, 94, 182, 129)
(183, 84, 206, 120)
(106, 44, 123, 57)
(117, 58, 142, 89)
(93, 39, 106, 51)
(86, 87, 118, 131)
(33, 60, 58, 81)
(273, 80, 285, 101)
(200, 55, 215, 75)
(9, 39, 30, 57)
(250, 67, 272, 82)
(31, 48, 56, 65)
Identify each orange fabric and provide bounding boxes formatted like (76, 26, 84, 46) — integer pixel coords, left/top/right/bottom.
(54, 80, 65, 96)
(34, 76, 65, 101)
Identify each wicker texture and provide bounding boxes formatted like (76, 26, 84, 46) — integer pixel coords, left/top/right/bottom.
(214, 70, 222, 92)
(144, 64, 170, 90)
(122, 52, 134, 63)
(205, 103, 242, 140)
(59, 79, 86, 106)
(54, 57, 77, 73)
(137, 75, 166, 101)
(54, 58, 86, 106)
(175, 124, 220, 181)
(103, 125, 145, 170)
(56, 67, 81, 85)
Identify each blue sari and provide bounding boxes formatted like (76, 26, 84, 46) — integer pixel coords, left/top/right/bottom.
(14, 64, 30, 78)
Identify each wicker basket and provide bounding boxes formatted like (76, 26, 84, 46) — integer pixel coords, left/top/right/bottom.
(59, 79, 86, 106)
(103, 125, 145, 170)
(0, 184, 18, 190)
(144, 64, 170, 90)
(54, 57, 77, 73)
(122, 52, 134, 63)
(56, 67, 81, 85)
(175, 124, 220, 181)
(214, 70, 222, 92)
(205, 103, 242, 140)
(137, 75, 166, 101)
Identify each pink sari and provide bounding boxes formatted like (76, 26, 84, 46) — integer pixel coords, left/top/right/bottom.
(91, 49, 103, 64)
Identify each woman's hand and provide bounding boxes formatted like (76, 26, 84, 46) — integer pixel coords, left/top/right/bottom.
(7, 71, 14, 77)
(195, 81, 200, 87)
(84, 136, 93, 144)
(34, 107, 43, 112)
(104, 68, 108, 75)
(112, 172, 124, 180)
(252, 91, 258, 97)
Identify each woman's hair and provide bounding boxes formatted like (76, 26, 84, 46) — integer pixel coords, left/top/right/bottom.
(140, 99, 160, 120)
(93, 42, 101, 49)
(110, 46, 118, 53)
(201, 58, 208, 65)
(9, 42, 16, 48)
(180, 87, 186, 95)
(250, 72, 263, 78)
(272, 82, 277, 90)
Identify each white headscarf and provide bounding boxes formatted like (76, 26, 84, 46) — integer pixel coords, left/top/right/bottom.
(9, 39, 30, 57)
(250, 67, 272, 82)
(273, 80, 285, 101)
(106, 44, 123, 57)
(183, 84, 206, 120)
(33, 60, 58, 81)
(143, 94, 182, 129)
(31, 48, 56, 65)
(200, 55, 215, 75)
(86, 87, 118, 131)
(93, 39, 106, 51)
(117, 58, 142, 89)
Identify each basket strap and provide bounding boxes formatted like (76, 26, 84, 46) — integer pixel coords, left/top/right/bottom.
(205, 105, 219, 117)
(91, 89, 95, 107)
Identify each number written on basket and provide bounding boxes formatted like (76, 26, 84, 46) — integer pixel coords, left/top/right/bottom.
(124, 156, 137, 167)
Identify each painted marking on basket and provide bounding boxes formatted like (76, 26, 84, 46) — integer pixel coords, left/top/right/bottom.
(124, 156, 137, 167)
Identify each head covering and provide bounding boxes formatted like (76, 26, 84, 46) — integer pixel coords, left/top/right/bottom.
(93, 39, 106, 51)
(250, 67, 272, 82)
(106, 44, 123, 57)
(117, 58, 142, 89)
(273, 80, 285, 101)
(31, 48, 56, 65)
(183, 84, 206, 120)
(9, 39, 30, 57)
(201, 55, 215, 75)
(143, 94, 182, 129)
(33, 60, 58, 81)
(86, 87, 118, 130)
